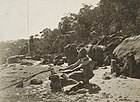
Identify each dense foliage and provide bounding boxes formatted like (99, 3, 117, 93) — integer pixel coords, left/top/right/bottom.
(29, 0, 140, 55)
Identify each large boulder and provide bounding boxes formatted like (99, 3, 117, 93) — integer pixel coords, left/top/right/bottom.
(88, 45, 105, 66)
(113, 35, 140, 60)
(64, 44, 78, 65)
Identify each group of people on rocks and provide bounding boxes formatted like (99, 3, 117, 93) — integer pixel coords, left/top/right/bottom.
(48, 43, 140, 93)
(49, 44, 95, 93)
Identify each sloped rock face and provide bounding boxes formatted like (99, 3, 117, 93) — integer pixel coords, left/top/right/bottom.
(113, 35, 140, 60)
(88, 45, 105, 66)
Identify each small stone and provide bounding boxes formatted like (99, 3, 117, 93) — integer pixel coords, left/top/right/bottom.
(102, 73, 111, 80)
(102, 92, 110, 99)
(109, 94, 113, 98)
(94, 98, 99, 101)
(119, 96, 122, 98)
(119, 75, 127, 79)
(30, 79, 43, 85)
(118, 80, 121, 82)
(124, 96, 127, 98)
(101, 81, 105, 84)
(23, 71, 28, 74)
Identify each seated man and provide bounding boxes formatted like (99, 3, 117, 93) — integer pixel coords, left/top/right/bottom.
(49, 70, 63, 92)
(60, 48, 95, 85)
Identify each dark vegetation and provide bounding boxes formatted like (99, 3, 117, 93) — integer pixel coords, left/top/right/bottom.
(27, 0, 140, 55)
(0, 0, 140, 64)
(0, 39, 28, 64)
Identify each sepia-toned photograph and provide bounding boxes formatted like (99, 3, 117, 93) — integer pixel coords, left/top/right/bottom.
(0, 0, 140, 102)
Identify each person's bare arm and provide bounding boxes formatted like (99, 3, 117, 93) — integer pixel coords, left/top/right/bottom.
(60, 65, 81, 74)
(71, 65, 81, 72)
(80, 57, 92, 67)
(60, 59, 81, 71)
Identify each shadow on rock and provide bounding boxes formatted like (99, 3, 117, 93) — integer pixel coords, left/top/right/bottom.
(84, 83, 101, 94)
(66, 83, 101, 95)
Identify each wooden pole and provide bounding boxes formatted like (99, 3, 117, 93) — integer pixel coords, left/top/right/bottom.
(27, 0, 30, 56)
